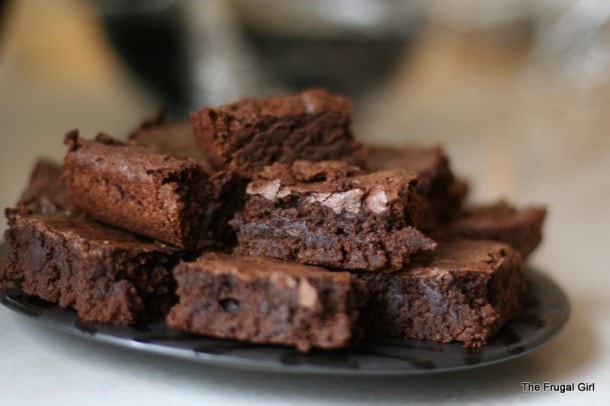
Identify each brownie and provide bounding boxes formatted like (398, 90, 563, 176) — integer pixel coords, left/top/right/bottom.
(166, 253, 360, 352)
(191, 89, 367, 177)
(16, 159, 72, 216)
(63, 131, 222, 250)
(0, 210, 177, 324)
(128, 109, 214, 172)
(354, 239, 525, 348)
(367, 146, 468, 225)
(128, 115, 248, 245)
(1, 159, 70, 291)
(441, 201, 547, 258)
(231, 160, 436, 271)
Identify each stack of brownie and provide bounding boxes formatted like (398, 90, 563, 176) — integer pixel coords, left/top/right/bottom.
(0, 89, 546, 352)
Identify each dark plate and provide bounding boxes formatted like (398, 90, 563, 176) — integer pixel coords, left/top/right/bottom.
(0, 269, 569, 375)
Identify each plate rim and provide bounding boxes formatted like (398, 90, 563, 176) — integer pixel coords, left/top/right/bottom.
(0, 268, 570, 376)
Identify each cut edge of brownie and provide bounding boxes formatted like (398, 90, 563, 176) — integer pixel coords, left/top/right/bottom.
(127, 120, 250, 247)
(354, 239, 525, 348)
(366, 144, 469, 226)
(232, 161, 437, 271)
(167, 253, 361, 352)
(62, 130, 216, 250)
(1, 209, 178, 324)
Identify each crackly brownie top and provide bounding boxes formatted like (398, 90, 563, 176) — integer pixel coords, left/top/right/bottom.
(406, 239, 521, 277)
(247, 160, 420, 215)
(182, 252, 350, 282)
(367, 145, 454, 187)
(64, 130, 204, 178)
(9, 211, 175, 253)
(210, 88, 352, 119)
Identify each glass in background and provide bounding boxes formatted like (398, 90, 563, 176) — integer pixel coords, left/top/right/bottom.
(93, 0, 426, 116)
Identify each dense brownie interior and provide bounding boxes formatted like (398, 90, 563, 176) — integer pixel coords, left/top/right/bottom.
(232, 160, 436, 271)
(167, 253, 359, 352)
(1, 211, 177, 324)
(354, 239, 525, 348)
(367, 145, 468, 225)
(127, 116, 248, 247)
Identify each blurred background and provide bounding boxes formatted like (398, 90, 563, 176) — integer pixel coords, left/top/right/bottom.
(0, 0, 609, 279)
(2, 1, 610, 397)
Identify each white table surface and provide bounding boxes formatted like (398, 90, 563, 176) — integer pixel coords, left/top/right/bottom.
(1, 2, 609, 404)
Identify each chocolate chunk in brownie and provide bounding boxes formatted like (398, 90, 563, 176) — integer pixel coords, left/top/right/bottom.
(231, 160, 436, 271)
(440, 201, 547, 258)
(367, 146, 468, 225)
(354, 239, 525, 348)
(63, 131, 224, 250)
(166, 253, 360, 352)
(190, 89, 367, 177)
(1, 210, 177, 324)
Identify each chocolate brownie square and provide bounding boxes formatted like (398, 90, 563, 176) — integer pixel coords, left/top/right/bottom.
(354, 239, 525, 348)
(231, 160, 436, 271)
(190, 89, 367, 177)
(166, 253, 360, 352)
(441, 201, 547, 258)
(1, 210, 177, 324)
(63, 131, 221, 249)
(16, 159, 72, 216)
(367, 145, 468, 225)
